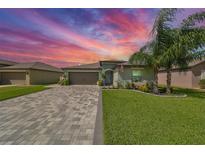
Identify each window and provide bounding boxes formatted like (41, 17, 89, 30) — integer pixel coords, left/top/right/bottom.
(132, 70, 142, 82)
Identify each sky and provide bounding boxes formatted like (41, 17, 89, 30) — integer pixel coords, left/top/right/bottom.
(0, 8, 204, 67)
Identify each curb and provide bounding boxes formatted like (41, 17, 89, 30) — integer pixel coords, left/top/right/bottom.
(93, 87, 104, 145)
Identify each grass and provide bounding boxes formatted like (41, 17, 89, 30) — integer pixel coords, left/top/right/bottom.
(103, 88, 205, 144)
(0, 86, 49, 101)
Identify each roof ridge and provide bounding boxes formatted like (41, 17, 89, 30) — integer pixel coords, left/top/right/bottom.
(30, 62, 39, 68)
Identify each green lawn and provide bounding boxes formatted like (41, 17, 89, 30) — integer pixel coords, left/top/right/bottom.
(103, 88, 205, 144)
(0, 86, 48, 101)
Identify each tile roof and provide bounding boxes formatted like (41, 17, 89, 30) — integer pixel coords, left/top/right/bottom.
(62, 62, 101, 70)
(100, 60, 126, 63)
(188, 59, 205, 67)
(116, 61, 146, 67)
(0, 59, 17, 66)
(0, 62, 63, 73)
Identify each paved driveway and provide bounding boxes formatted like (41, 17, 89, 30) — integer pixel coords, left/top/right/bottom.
(0, 85, 100, 144)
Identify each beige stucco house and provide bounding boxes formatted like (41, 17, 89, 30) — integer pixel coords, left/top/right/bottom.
(0, 61, 63, 85)
(158, 60, 205, 88)
(63, 60, 154, 86)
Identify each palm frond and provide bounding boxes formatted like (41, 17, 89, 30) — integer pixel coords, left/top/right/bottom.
(129, 50, 153, 66)
(181, 11, 205, 28)
(151, 8, 178, 36)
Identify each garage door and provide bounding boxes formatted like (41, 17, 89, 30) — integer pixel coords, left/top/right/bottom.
(69, 72, 99, 85)
(1, 72, 26, 85)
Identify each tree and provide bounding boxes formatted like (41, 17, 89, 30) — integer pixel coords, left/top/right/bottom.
(130, 9, 205, 94)
(159, 10, 205, 94)
(129, 45, 159, 94)
(129, 9, 178, 94)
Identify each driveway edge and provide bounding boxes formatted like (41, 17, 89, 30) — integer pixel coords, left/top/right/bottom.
(93, 87, 104, 145)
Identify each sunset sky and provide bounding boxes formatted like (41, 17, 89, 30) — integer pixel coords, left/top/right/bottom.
(0, 8, 204, 67)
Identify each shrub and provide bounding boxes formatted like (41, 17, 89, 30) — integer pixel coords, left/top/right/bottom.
(138, 84, 149, 92)
(128, 82, 134, 89)
(199, 79, 205, 89)
(125, 81, 133, 89)
(133, 82, 143, 89)
(158, 86, 173, 93)
(61, 79, 69, 85)
(97, 80, 103, 86)
(64, 79, 69, 85)
(58, 78, 69, 86)
(58, 74, 69, 86)
(147, 81, 154, 92)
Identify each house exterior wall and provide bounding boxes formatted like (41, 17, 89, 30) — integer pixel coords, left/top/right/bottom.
(158, 62, 205, 89)
(191, 62, 205, 88)
(140, 67, 154, 81)
(117, 67, 154, 81)
(201, 70, 205, 79)
(29, 70, 62, 85)
(113, 67, 154, 87)
(0, 71, 28, 85)
(113, 70, 119, 87)
(158, 70, 193, 88)
(118, 67, 132, 82)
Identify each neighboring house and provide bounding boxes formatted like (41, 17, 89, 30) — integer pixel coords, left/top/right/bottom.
(62, 60, 154, 86)
(158, 60, 205, 89)
(0, 62, 63, 85)
(0, 59, 17, 67)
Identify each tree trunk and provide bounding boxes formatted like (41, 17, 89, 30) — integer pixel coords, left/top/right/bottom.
(153, 68, 159, 94)
(166, 68, 172, 94)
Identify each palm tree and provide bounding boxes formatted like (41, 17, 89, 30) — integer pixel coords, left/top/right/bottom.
(130, 9, 205, 94)
(159, 10, 205, 94)
(129, 45, 160, 94)
(129, 9, 178, 94)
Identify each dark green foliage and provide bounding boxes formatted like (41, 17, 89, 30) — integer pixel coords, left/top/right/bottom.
(158, 86, 173, 93)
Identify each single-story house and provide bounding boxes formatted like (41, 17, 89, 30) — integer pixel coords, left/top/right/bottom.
(0, 62, 63, 85)
(158, 60, 205, 89)
(0, 59, 17, 67)
(62, 60, 154, 86)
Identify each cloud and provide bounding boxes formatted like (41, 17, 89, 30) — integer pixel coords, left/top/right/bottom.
(0, 8, 156, 67)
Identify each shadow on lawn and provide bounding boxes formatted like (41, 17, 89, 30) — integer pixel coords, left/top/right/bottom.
(173, 88, 205, 98)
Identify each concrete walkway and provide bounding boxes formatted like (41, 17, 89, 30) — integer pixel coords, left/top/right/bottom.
(0, 85, 100, 145)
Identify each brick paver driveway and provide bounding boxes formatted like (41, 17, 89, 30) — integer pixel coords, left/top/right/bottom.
(0, 85, 100, 144)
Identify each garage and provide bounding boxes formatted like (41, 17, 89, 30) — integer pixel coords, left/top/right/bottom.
(1, 72, 26, 85)
(69, 72, 99, 85)
(0, 62, 63, 85)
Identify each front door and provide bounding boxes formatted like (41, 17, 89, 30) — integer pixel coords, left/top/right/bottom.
(105, 71, 113, 85)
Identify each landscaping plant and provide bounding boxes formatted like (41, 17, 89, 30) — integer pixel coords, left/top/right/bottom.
(138, 84, 149, 92)
(97, 80, 103, 86)
(199, 79, 205, 89)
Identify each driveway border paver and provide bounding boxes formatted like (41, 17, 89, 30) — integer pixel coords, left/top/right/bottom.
(93, 87, 103, 145)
